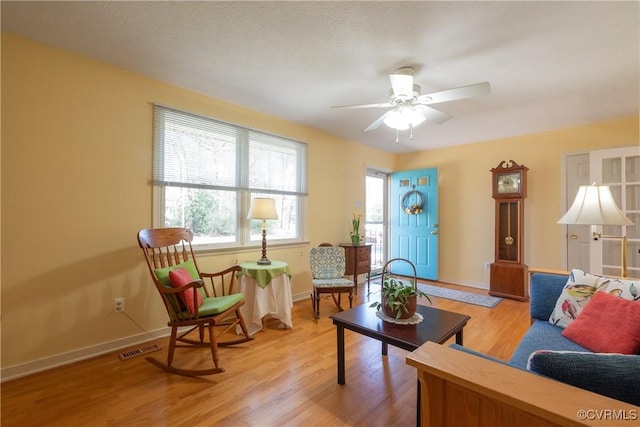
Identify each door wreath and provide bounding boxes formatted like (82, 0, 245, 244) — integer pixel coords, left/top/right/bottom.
(401, 189, 424, 214)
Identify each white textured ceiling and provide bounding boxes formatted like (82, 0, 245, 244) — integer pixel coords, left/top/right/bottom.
(2, 1, 639, 153)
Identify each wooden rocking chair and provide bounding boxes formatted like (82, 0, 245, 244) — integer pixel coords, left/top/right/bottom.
(137, 227, 253, 376)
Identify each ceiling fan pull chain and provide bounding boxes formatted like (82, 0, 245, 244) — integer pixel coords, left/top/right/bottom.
(410, 123, 414, 140)
(396, 128, 399, 143)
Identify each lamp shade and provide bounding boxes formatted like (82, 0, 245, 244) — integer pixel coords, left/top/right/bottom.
(247, 198, 278, 220)
(557, 184, 633, 225)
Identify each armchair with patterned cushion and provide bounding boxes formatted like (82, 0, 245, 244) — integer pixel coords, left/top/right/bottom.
(309, 246, 355, 318)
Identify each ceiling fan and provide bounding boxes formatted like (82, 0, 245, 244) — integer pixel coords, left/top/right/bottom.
(331, 67, 491, 140)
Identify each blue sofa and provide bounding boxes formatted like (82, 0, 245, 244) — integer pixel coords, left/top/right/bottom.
(508, 271, 590, 368)
(454, 270, 640, 406)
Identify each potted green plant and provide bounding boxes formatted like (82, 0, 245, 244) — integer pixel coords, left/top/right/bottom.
(370, 275, 431, 319)
(350, 213, 363, 245)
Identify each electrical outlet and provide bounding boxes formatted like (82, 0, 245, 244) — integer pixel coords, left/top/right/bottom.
(113, 297, 125, 313)
(484, 261, 490, 271)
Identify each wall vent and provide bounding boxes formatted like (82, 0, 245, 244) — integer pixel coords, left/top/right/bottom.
(119, 344, 161, 361)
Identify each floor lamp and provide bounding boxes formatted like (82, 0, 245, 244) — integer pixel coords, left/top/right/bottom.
(247, 197, 279, 265)
(557, 184, 634, 277)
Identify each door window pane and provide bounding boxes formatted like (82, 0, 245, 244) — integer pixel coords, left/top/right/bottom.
(627, 184, 639, 211)
(625, 156, 640, 182)
(602, 158, 621, 183)
(366, 173, 386, 272)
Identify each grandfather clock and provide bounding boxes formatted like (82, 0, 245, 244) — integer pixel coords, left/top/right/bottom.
(489, 160, 529, 301)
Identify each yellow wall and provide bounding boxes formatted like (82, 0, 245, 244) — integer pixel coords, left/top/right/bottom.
(1, 32, 638, 371)
(397, 118, 639, 286)
(0, 33, 394, 369)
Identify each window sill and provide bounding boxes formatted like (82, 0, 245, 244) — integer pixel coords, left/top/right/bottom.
(194, 240, 311, 257)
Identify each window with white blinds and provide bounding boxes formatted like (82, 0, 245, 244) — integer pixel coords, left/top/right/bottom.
(153, 104, 307, 248)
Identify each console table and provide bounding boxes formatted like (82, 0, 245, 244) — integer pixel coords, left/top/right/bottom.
(339, 243, 372, 294)
(237, 260, 293, 335)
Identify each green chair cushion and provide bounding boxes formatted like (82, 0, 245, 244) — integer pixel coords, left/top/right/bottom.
(198, 293, 244, 316)
(154, 259, 199, 286)
(154, 259, 206, 299)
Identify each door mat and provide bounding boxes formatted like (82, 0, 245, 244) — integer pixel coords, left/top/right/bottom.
(370, 279, 502, 308)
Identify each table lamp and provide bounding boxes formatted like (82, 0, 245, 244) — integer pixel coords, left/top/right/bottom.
(557, 184, 634, 277)
(248, 197, 279, 265)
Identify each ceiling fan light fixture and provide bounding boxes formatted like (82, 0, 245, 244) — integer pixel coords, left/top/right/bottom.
(332, 66, 490, 135)
(383, 106, 426, 131)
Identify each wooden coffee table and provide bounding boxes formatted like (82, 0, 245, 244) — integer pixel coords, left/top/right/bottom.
(330, 303, 470, 424)
(330, 303, 470, 384)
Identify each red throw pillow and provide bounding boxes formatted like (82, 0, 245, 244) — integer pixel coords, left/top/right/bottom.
(562, 291, 640, 354)
(169, 267, 203, 314)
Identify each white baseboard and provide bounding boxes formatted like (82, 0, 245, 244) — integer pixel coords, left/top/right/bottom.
(3, 294, 309, 382)
(4, 283, 488, 382)
(1, 327, 171, 383)
(438, 276, 490, 291)
(292, 291, 310, 303)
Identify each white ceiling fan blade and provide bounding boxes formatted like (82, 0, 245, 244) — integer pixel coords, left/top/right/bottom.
(389, 72, 414, 97)
(417, 82, 491, 105)
(364, 110, 394, 132)
(415, 105, 451, 124)
(331, 102, 394, 109)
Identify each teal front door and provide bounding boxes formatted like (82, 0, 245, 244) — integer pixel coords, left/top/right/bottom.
(389, 168, 438, 280)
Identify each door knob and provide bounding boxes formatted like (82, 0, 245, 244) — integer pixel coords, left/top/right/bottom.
(431, 230, 438, 235)
(569, 234, 578, 239)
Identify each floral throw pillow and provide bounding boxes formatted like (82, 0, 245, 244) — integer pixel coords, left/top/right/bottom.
(549, 269, 615, 328)
(603, 276, 640, 301)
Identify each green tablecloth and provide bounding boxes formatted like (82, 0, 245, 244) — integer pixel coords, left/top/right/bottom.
(237, 260, 291, 288)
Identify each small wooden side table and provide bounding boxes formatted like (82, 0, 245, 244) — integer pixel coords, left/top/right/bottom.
(339, 243, 372, 294)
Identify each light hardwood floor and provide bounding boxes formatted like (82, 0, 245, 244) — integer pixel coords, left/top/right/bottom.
(1, 280, 531, 427)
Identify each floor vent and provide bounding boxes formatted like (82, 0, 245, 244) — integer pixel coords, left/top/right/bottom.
(119, 344, 161, 361)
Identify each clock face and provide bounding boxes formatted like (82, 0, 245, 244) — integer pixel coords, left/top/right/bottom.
(497, 173, 521, 194)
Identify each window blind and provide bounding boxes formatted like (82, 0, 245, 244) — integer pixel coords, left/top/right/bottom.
(153, 104, 307, 196)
